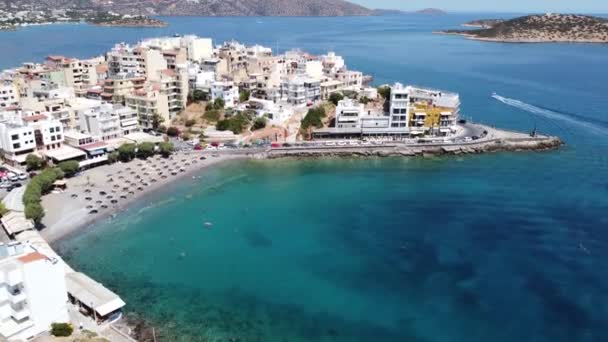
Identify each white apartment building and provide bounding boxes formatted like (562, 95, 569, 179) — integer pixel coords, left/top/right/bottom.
(321, 52, 345, 74)
(389, 83, 410, 129)
(158, 68, 188, 117)
(211, 81, 239, 108)
(335, 98, 365, 129)
(279, 77, 321, 106)
(107, 44, 167, 81)
(181, 35, 213, 62)
(0, 120, 36, 165)
(0, 242, 69, 342)
(125, 88, 170, 130)
(0, 83, 19, 109)
(79, 103, 122, 141)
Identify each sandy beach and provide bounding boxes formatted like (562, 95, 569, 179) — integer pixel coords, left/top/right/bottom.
(41, 151, 249, 243)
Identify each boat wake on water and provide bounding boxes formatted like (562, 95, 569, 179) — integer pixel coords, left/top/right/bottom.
(492, 94, 608, 137)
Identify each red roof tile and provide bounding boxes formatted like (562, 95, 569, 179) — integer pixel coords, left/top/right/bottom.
(18, 252, 47, 264)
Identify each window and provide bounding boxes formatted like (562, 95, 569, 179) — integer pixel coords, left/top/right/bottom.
(393, 109, 399, 114)
(56, 135, 62, 140)
(50, 127, 55, 133)
(11, 134, 18, 140)
(12, 143, 20, 149)
(51, 136, 56, 141)
(400, 109, 407, 114)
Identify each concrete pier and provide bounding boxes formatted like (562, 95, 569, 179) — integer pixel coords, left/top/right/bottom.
(266, 124, 562, 159)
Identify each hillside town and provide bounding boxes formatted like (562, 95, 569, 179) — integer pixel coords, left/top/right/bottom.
(0, 35, 466, 341)
(0, 34, 463, 169)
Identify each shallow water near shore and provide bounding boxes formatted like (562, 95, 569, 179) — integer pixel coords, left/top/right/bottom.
(9, 13, 608, 342)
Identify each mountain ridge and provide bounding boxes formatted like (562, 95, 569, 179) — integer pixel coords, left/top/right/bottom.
(0, 0, 373, 16)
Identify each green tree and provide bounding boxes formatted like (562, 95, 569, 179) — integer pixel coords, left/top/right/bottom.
(25, 154, 44, 171)
(205, 102, 214, 111)
(377, 86, 391, 99)
(166, 126, 180, 137)
(118, 143, 136, 162)
(329, 92, 344, 106)
(252, 117, 267, 130)
(214, 98, 225, 110)
(359, 96, 371, 105)
(300, 106, 327, 131)
(0, 202, 8, 217)
(137, 142, 155, 159)
(158, 142, 174, 158)
(239, 90, 250, 102)
(185, 119, 196, 127)
(203, 109, 221, 122)
(51, 323, 73, 337)
(157, 125, 168, 134)
(25, 202, 45, 224)
(57, 160, 80, 177)
(191, 89, 207, 102)
(108, 151, 119, 164)
(151, 113, 165, 132)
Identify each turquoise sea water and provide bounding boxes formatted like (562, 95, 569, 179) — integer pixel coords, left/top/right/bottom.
(2, 14, 608, 341)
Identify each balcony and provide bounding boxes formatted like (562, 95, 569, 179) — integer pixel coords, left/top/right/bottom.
(11, 306, 30, 321)
(9, 291, 26, 304)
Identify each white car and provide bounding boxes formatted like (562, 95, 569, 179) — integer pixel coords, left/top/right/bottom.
(464, 137, 472, 142)
(325, 142, 336, 146)
(7, 173, 18, 182)
(337, 141, 347, 146)
(349, 141, 359, 146)
(17, 173, 27, 181)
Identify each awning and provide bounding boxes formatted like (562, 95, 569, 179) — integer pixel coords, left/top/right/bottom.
(44, 146, 86, 162)
(1, 211, 35, 236)
(65, 272, 126, 317)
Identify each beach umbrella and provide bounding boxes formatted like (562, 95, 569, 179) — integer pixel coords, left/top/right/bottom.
(96, 200, 102, 204)
(71, 194, 78, 198)
(129, 191, 135, 195)
(85, 197, 92, 201)
(89, 209, 98, 214)
(137, 187, 143, 191)
(101, 204, 108, 209)
(99, 191, 107, 196)
(112, 199, 119, 203)
(119, 195, 126, 199)
(122, 187, 129, 191)
(106, 195, 113, 199)
(86, 205, 93, 209)
(113, 184, 120, 188)
(161, 175, 167, 179)
(108, 178, 114, 183)
(84, 189, 91, 193)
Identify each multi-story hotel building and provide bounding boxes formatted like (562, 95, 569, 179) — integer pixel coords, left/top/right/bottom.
(0, 242, 69, 341)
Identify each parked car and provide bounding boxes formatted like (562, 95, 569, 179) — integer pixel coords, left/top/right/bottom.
(199, 156, 207, 160)
(0, 182, 11, 189)
(13, 183, 22, 188)
(17, 173, 27, 181)
(7, 173, 18, 182)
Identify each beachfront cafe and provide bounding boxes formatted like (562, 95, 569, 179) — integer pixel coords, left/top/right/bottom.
(65, 272, 126, 325)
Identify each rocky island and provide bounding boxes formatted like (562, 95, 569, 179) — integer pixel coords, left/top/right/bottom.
(462, 19, 505, 29)
(91, 15, 168, 28)
(436, 14, 608, 43)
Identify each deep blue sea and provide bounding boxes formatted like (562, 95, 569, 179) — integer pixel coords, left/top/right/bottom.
(3, 14, 608, 341)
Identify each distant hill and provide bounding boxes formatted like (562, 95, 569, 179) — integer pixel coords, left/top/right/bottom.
(0, 0, 373, 16)
(436, 14, 608, 43)
(372, 8, 446, 16)
(416, 8, 446, 15)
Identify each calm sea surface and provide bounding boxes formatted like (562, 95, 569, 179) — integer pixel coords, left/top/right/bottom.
(2, 14, 608, 341)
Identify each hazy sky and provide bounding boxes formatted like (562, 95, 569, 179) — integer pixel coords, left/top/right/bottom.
(351, 0, 608, 13)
